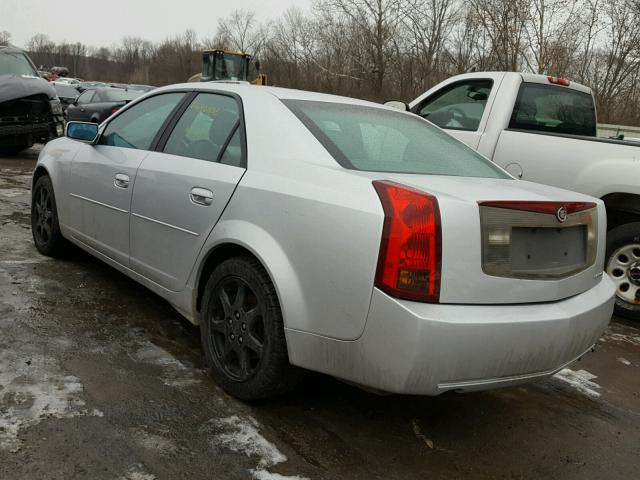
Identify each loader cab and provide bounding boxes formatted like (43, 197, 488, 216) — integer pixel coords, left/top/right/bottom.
(201, 50, 251, 82)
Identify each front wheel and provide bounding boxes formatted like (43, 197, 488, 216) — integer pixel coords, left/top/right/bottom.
(200, 257, 303, 400)
(606, 222, 640, 321)
(31, 175, 67, 256)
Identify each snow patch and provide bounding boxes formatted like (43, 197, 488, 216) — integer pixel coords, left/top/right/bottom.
(0, 349, 103, 452)
(212, 416, 309, 480)
(120, 465, 156, 480)
(617, 357, 632, 366)
(132, 343, 200, 388)
(553, 368, 601, 398)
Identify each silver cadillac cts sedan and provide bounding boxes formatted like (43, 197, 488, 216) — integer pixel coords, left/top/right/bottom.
(31, 82, 615, 400)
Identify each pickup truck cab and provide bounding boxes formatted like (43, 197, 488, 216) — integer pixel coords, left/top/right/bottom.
(404, 72, 640, 320)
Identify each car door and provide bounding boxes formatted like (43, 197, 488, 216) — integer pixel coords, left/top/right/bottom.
(67, 92, 188, 266)
(410, 77, 500, 149)
(129, 92, 246, 291)
(65, 89, 94, 121)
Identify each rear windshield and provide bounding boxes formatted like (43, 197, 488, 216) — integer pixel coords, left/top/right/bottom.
(98, 88, 142, 103)
(284, 100, 509, 178)
(509, 83, 597, 137)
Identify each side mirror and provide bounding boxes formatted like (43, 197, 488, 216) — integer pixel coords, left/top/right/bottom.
(384, 100, 409, 112)
(66, 121, 99, 143)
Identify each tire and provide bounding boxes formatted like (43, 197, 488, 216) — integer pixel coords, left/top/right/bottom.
(605, 222, 640, 321)
(31, 175, 68, 257)
(200, 256, 303, 400)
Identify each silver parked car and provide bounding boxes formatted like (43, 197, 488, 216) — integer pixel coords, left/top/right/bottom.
(31, 83, 615, 400)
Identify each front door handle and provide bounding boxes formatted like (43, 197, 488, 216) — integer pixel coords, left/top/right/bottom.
(190, 187, 213, 206)
(114, 173, 130, 189)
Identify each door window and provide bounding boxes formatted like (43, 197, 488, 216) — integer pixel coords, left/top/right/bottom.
(98, 92, 186, 150)
(76, 90, 94, 105)
(163, 93, 241, 164)
(416, 80, 493, 131)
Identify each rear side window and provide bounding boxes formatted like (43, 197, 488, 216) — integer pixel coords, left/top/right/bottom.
(99, 92, 186, 150)
(163, 93, 242, 164)
(285, 100, 509, 178)
(509, 83, 596, 136)
(416, 79, 493, 131)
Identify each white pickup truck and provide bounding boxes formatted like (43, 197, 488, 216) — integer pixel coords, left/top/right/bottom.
(396, 72, 640, 320)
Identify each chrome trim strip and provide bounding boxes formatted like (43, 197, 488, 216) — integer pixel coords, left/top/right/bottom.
(69, 193, 129, 214)
(132, 212, 200, 237)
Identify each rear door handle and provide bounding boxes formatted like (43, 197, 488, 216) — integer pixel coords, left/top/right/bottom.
(190, 187, 213, 206)
(114, 173, 130, 189)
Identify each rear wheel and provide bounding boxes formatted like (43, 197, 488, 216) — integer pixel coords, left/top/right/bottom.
(200, 257, 303, 400)
(31, 175, 67, 256)
(606, 222, 640, 321)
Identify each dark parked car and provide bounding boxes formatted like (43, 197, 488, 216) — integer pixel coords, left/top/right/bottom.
(51, 83, 80, 112)
(0, 46, 64, 152)
(64, 88, 143, 123)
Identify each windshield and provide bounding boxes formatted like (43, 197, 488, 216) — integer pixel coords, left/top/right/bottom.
(203, 52, 247, 81)
(285, 100, 510, 178)
(0, 50, 38, 76)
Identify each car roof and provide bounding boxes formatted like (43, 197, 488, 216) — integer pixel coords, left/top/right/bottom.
(155, 82, 385, 109)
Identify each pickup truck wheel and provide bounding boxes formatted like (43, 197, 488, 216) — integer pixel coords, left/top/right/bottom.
(606, 223, 640, 321)
(31, 175, 68, 257)
(200, 257, 303, 400)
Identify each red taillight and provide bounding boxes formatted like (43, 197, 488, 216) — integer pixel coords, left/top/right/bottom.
(373, 180, 441, 303)
(547, 76, 571, 86)
(111, 106, 121, 114)
(478, 201, 596, 215)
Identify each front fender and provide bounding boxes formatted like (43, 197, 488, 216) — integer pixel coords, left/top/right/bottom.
(33, 138, 81, 226)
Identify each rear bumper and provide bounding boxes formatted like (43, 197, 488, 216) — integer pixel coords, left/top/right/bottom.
(286, 274, 615, 395)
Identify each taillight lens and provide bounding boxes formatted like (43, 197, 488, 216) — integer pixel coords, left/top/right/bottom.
(373, 180, 441, 303)
(547, 76, 571, 86)
(111, 106, 121, 114)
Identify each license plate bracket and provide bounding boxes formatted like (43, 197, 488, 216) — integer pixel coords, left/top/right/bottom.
(511, 226, 586, 274)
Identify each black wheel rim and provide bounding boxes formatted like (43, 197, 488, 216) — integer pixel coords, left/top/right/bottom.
(208, 278, 265, 381)
(33, 185, 53, 245)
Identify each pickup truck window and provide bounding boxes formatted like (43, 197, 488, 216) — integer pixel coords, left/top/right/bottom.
(286, 100, 509, 179)
(415, 79, 493, 131)
(509, 83, 596, 137)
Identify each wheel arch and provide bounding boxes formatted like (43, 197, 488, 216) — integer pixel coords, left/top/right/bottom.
(192, 224, 307, 332)
(601, 192, 640, 230)
(32, 165, 51, 191)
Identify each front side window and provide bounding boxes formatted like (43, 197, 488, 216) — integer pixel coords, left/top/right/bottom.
(416, 80, 493, 131)
(99, 92, 186, 150)
(163, 93, 241, 164)
(286, 100, 509, 178)
(509, 83, 597, 136)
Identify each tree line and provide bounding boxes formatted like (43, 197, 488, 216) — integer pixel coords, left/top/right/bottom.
(3, 0, 640, 125)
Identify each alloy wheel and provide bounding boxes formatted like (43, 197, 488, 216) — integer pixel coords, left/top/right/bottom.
(208, 278, 265, 381)
(33, 185, 54, 246)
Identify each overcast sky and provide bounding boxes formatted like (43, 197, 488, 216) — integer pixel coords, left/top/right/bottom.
(2, 0, 313, 49)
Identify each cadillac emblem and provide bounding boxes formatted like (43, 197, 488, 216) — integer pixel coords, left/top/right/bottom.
(556, 206, 568, 223)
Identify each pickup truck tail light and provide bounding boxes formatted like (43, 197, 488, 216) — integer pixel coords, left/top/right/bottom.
(111, 106, 121, 115)
(373, 180, 441, 303)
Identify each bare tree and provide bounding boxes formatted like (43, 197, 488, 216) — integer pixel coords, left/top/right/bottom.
(0, 31, 11, 46)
